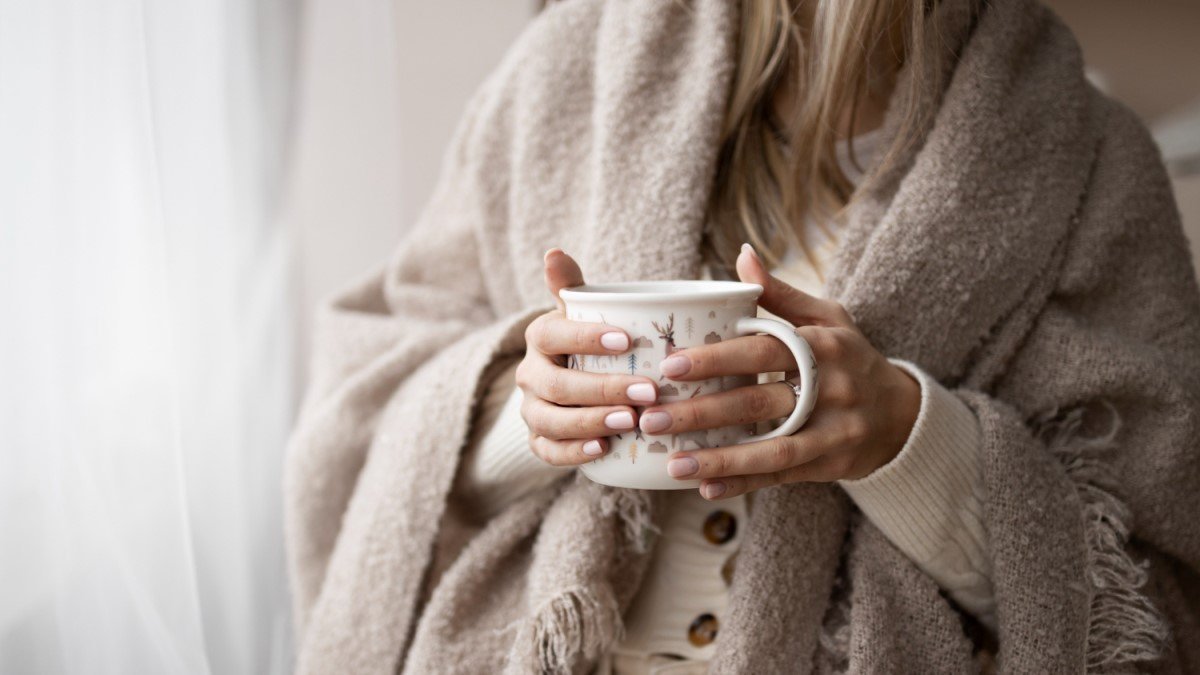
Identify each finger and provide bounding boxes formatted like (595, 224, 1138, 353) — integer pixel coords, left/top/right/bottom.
(521, 395, 638, 441)
(544, 248, 585, 313)
(529, 433, 610, 467)
(527, 313, 632, 356)
(793, 325, 852, 366)
(665, 430, 828, 481)
(736, 243, 853, 328)
(659, 335, 795, 381)
(698, 455, 844, 500)
(517, 355, 659, 406)
(638, 381, 796, 435)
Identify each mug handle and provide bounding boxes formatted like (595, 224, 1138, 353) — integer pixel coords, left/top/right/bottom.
(732, 317, 818, 444)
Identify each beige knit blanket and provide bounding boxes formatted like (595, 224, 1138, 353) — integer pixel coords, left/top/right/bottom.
(284, 0, 1200, 672)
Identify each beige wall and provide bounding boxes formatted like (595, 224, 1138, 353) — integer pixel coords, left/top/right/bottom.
(282, 1, 535, 364)
(1045, 0, 1200, 271)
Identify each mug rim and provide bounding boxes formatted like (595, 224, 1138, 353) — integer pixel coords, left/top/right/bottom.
(559, 280, 763, 304)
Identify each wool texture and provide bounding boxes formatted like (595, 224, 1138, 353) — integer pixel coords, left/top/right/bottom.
(283, 0, 1200, 673)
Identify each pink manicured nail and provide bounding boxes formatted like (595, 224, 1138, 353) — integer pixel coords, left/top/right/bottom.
(741, 242, 760, 261)
(639, 411, 672, 434)
(626, 382, 657, 402)
(600, 332, 630, 351)
(605, 411, 635, 430)
(668, 457, 699, 478)
(660, 355, 690, 377)
(702, 481, 727, 499)
(583, 440, 604, 456)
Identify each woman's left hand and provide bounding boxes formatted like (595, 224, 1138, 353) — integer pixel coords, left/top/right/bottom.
(645, 244, 921, 500)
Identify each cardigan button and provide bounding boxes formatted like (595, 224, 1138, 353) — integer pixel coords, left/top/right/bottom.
(702, 510, 737, 545)
(687, 613, 719, 647)
(721, 551, 737, 586)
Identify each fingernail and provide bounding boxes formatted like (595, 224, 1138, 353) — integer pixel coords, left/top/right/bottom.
(600, 332, 629, 351)
(660, 355, 690, 377)
(583, 440, 604, 456)
(741, 242, 759, 261)
(639, 411, 672, 434)
(626, 382, 657, 402)
(702, 481, 727, 499)
(668, 456, 699, 478)
(605, 411, 635, 430)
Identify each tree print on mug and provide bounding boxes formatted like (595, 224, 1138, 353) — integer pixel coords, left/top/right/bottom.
(627, 352, 638, 374)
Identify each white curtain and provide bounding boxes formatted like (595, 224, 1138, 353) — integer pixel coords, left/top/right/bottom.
(0, 0, 297, 673)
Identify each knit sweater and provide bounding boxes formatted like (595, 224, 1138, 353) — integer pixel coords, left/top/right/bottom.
(284, 1, 1200, 673)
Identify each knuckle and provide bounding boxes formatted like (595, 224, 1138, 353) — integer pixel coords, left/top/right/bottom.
(577, 410, 600, 436)
(514, 360, 532, 390)
(699, 449, 725, 476)
(543, 372, 564, 400)
(768, 439, 794, 469)
(529, 435, 552, 464)
(749, 337, 778, 368)
(573, 323, 591, 350)
(822, 331, 847, 360)
(841, 413, 870, 445)
(741, 387, 773, 421)
(539, 440, 571, 467)
(799, 327, 832, 357)
(823, 373, 858, 407)
(683, 401, 705, 430)
(525, 316, 548, 350)
(761, 469, 787, 489)
(600, 376, 622, 403)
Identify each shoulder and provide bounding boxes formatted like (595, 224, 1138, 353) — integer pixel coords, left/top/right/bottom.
(456, 1, 605, 137)
(1056, 85, 1198, 314)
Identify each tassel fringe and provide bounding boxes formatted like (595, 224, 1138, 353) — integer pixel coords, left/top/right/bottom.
(506, 585, 623, 675)
(1035, 399, 1170, 670)
(598, 486, 659, 554)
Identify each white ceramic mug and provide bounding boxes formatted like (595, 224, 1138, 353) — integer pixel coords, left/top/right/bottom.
(559, 280, 817, 490)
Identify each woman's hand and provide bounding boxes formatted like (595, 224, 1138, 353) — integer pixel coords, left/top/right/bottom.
(648, 244, 922, 500)
(516, 249, 659, 465)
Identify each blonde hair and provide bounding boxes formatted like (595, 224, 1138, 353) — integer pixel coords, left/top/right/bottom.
(704, 0, 941, 277)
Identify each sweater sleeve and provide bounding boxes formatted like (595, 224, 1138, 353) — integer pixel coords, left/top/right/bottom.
(838, 357, 995, 630)
(455, 360, 572, 520)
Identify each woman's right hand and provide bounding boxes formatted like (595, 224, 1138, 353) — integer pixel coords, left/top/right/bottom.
(516, 248, 659, 466)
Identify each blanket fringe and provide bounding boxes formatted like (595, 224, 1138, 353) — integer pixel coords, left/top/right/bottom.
(597, 485, 659, 554)
(1035, 399, 1170, 670)
(506, 585, 623, 675)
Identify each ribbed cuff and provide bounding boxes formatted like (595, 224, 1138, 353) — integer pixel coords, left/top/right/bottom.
(460, 386, 572, 517)
(838, 358, 983, 563)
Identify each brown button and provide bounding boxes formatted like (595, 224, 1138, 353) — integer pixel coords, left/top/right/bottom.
(721, 551, 737, 586)
(687, 613, 719, 647)
(703, 510, 737, 545)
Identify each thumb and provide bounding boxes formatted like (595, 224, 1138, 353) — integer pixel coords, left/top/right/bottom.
(544, 248, 585, 313)
(736, 243, 849, 328)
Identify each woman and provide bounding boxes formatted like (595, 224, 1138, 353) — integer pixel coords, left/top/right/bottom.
(285, 0, 1200, 673)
